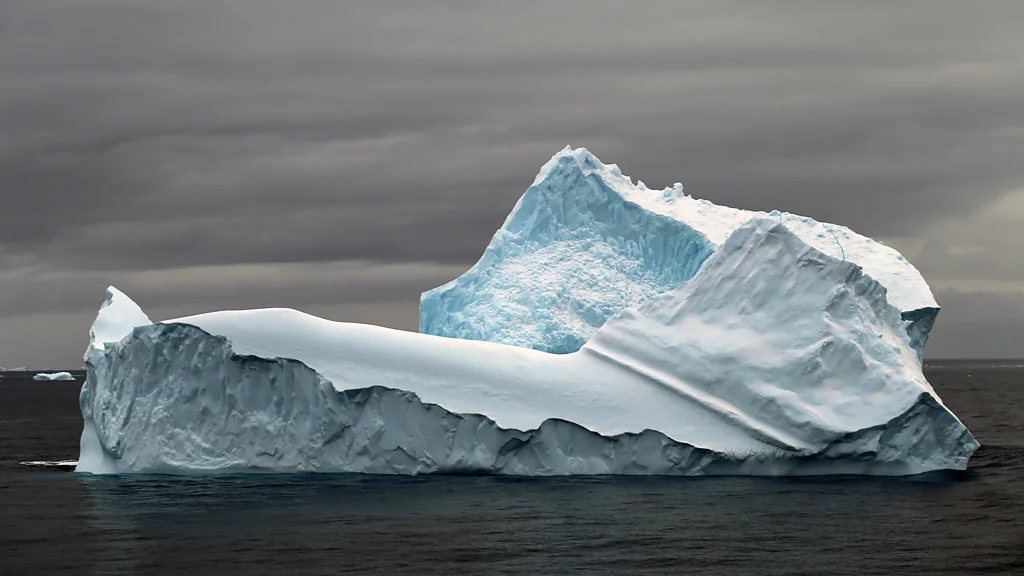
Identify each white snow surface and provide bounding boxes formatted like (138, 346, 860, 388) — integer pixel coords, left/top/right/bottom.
(421, 147, 939, 356)
(87, 286, 153, 351)
(33, 372, 75, 381)
(77, 219, 977, 476)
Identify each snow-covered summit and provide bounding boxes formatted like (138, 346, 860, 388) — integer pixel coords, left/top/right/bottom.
(421, 147, 938, 356)
(76, 218, 976, 476)
(86, 286, 152, 356)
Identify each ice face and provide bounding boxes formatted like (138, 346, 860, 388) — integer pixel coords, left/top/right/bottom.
(76, 219, 977, 476)
(421, 147, 939, 358)
(76, 286, 153, 474)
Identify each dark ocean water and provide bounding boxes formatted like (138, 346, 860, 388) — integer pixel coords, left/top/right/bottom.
(1, 363, 1022, 575)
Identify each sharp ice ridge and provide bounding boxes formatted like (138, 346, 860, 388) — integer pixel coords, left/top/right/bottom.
(583, 344, 807, 452)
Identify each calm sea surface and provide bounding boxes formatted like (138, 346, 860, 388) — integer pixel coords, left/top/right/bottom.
(1, 363, 1022, 575)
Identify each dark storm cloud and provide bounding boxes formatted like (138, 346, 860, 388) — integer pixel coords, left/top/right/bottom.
(2, 0, 1024, 365)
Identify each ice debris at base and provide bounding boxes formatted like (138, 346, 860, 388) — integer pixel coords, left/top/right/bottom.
(421, 147, 938, 358)
(33, 371, 75, 381)
(20, 460, 78, 468)
(77, 218, 977, 476)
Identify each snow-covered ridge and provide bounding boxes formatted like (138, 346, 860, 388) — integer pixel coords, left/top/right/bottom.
(77, 219, 977, 476)
(421, 147, 938, 357)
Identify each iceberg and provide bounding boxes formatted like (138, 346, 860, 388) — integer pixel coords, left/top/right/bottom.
(33, 371, 75, 381)
(77, 218, 977, 476)
(421, 147, 939, 358)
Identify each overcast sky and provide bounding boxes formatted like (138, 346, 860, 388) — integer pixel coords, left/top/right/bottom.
(2, 0, 1024, 367)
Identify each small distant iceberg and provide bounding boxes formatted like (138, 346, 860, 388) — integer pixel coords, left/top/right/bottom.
(34, 372, 76, 381)
(0, 367, 28, 371)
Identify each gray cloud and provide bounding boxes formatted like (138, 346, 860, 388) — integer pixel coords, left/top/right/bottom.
(2, 0, 1024, 366)
(0, 260, 469, 317)
(924, 289, 1024, 359)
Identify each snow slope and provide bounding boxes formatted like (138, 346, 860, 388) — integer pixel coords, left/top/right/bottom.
(421, 147, 939, 357)
(77, 219, 976, 476)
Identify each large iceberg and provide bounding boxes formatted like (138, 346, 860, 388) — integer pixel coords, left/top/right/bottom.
(77, 218, 977, 476)
(421, 147, 939, 357)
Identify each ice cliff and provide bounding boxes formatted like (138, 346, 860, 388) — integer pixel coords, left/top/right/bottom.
(77, 219, 977, 476)
(421, 147, 939, 357)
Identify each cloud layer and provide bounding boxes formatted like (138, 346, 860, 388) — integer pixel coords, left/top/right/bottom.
(3, 0, 1024, 366)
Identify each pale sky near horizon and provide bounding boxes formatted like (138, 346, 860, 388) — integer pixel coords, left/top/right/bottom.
(3, 0, 1024, 367)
